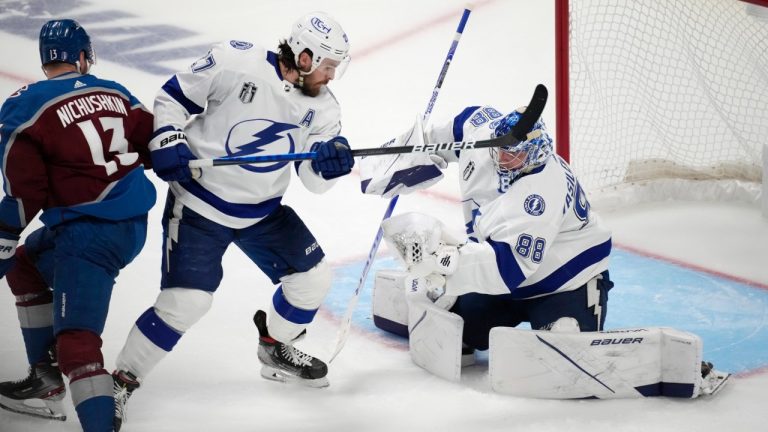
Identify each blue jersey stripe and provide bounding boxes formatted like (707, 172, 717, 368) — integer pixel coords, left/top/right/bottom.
(180, 180, 282, 218)
(161, 75, 204, 115)
(513, 239, 612, 298)
(487, 238, 612, 298)
(452, 106, 480, 158)
(487, 238, 527, 291)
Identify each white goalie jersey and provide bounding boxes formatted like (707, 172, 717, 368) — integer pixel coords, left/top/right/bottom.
(364, 105, 612, 299)
(153, 40, 342, 228)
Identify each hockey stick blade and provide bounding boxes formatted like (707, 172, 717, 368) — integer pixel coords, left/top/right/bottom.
(188, 84, 548, 169)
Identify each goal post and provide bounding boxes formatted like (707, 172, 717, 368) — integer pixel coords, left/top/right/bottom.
(554, 0, 768, 202)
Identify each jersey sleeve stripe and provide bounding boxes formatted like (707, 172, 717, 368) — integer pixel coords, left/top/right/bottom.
(161, 75, 204, 115)
(513, 239, 612, 298)
(452, 106, 480, 158)
(487, 238, 527, 292)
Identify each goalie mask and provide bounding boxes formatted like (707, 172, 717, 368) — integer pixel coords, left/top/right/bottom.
(489, 108, 553, 181)
(39, 19, 96, 70)
(288, 12, 350, 79)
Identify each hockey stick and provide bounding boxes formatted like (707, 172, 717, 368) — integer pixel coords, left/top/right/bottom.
(187, 100, 547, 168)
(323, 84, 548, 362)
(326, 6, 474, 363)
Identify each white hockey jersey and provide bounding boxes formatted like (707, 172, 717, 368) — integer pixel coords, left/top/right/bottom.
(153, 40, 341, 228)
(362, 105, 612, 299)
(433, 106, 611, 299)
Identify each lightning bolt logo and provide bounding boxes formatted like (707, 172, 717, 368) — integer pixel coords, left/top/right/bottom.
(225, 119, 298, 173)
(229, 121, 297, 157)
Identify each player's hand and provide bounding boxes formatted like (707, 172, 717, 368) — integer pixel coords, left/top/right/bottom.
(149, 127, 196, 183)
(0, 230, 19, 279)
(311, 136, 354, 179)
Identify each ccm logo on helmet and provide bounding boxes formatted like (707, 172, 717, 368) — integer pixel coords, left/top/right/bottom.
(311, 17, 332, 34)
(590, 337, 643, 346)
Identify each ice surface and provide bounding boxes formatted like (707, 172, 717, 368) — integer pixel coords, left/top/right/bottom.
(1, 1, 767, 431)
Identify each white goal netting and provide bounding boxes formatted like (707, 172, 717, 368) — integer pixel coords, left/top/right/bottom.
(565, 0, 768, 201)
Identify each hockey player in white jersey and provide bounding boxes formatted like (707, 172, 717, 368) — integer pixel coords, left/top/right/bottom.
(364, 103, 729, 398)
(386, 106, 614, 341)
(111, 12, 353, 430)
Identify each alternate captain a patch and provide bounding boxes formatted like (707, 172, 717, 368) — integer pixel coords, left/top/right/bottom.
(299, 109, 315, 127)
(524, 194, 545, 216)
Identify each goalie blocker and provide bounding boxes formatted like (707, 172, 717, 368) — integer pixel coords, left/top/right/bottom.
(372, 270, 730, 398)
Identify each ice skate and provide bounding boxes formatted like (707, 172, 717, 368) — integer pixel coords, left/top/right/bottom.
(0, 357, 66, 421)
(253, 310, 329, 388)
(699, 361, 730, 396)
(113, 369, 140, 432)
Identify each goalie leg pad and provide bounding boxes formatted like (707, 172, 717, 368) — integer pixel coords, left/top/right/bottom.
(489, 326, 703, 399)
(372, 270, 410, 337)
(408, 301, 464, 382)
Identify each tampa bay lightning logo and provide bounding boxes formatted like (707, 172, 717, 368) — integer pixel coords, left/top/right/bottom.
(524, 194, 546, 216)
(225, 119, 298, 173)
(229, 40, 253, 50)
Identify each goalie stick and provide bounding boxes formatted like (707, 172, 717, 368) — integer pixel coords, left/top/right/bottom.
(322, 83, 548, 362)
(187, 84, 547, 168)
(326, 6, 474, 363)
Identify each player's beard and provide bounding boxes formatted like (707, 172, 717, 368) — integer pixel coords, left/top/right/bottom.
(300, 75, 327, 97)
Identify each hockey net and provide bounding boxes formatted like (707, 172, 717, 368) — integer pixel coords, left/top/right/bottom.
(556, 0, 768, 205)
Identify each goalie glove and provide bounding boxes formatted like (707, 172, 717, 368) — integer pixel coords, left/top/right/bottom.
(382, 212, 463, 277)
(404, 273, 457, 311)
(410, 243, 460, 277)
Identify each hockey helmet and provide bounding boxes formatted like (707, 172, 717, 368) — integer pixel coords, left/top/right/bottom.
(490, 108, 553, 180)
(39, 19, 95, 68)
(288, 12, 350, 78)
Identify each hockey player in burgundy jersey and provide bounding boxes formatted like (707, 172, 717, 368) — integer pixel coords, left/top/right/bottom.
(0, 19, 155, 431)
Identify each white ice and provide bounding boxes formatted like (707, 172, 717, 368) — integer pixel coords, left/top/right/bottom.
(1, 1, 767, 431)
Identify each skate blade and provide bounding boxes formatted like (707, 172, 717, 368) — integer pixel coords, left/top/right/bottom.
(701, 371, 731, 396)
(260, 366, 329, 388)
(0, 394, 67, 421)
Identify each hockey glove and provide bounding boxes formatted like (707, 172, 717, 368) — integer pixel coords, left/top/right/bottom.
(0, 230, 19, 279)
(149, 127, 196, 183)
(410, 243, 460, 278)
(310, 136, 355, 180)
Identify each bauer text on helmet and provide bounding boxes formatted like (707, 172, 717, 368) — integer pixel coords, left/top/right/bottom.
(289, 12, 350, 79)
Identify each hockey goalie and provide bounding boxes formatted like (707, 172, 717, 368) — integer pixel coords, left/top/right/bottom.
(361, 103, 730, 398)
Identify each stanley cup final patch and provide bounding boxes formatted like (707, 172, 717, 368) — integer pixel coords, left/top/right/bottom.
(239, 82, 257, 103)
(523, 194, 546, 216)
